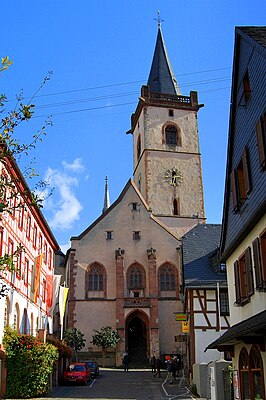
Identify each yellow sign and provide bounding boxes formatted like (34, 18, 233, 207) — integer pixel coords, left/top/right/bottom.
(182, 321, 190, 333)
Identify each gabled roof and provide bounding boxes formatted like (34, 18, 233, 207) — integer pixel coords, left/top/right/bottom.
(71, 178, 180, 242)
(182, 224, 226, 288)
(238, 26, 266, 48)
(147, 26, 181, 95)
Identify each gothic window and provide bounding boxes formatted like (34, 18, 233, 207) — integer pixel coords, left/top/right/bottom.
(159, 264, 176, 292)
(249, 346, 264, 400)
(86, 263, 106, 297)
(129, 266, 143, 289)
(13, 302, 20, 331)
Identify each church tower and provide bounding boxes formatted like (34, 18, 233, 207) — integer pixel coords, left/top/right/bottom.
(128, 22, 206, 238)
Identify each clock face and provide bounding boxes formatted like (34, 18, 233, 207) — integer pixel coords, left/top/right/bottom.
(164, 168, 183, 187)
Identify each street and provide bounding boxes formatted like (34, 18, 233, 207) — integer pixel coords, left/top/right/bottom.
(43, 369, 194, 400)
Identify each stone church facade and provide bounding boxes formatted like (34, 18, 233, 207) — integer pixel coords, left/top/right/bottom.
(67, 24, 206, 366)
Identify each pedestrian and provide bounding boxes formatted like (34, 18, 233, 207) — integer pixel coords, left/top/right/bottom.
(151, 354, 156, 373)
(166, 359, 174, 384)
(122, 351, 129, 372)
(154, 356, 163, 378)
(172, 357, 178, 380)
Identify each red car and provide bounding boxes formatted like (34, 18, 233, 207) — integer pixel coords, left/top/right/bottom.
(63, 362, 91, 385)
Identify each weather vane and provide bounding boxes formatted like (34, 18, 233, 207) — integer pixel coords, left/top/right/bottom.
(153, 10, 165, 28)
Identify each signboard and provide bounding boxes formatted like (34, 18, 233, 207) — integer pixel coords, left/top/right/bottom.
(174, 334, 186, 342)
(175, 313, 188, 321)
(182, 321, 190, 333)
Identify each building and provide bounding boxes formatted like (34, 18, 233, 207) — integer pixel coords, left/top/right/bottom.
(0, 147, 59, 395)
(182, 224, 229, 370)
(67, 22, 206, 366)
(207, 27, 266, 399)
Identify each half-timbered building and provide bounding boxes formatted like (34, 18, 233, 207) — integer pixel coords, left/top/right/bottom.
(182, 224, 229, 369)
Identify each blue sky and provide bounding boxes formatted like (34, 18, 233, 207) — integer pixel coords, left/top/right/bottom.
(1, 1, 265, 252)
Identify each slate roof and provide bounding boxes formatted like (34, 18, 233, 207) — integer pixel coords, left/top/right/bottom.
(182, 224, 226, 288)
(147, 26, 181, 95)
(238, 26, 266, 48)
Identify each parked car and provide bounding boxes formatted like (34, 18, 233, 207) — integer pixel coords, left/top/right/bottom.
(84, 361, 99, 378)
(63, 362, 91, 385)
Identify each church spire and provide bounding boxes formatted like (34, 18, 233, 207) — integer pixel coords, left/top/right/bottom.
(102, 176, 110, 214)
(147, 13, 181, 95)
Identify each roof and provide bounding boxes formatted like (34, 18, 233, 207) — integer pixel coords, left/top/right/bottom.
(238, 26, 266, 48)
(147, 26, 181, 95)
(182, 224, 227, 288)
(206, 310, 266, 351)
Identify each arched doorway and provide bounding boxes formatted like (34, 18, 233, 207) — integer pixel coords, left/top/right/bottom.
(125, 311, 149, 366)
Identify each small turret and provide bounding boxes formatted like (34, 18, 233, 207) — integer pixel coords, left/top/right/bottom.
(102, 176, 110, 213)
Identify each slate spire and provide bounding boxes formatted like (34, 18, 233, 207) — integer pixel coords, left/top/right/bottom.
(147, 23, 181, 95)
(102, 176, 110, 213)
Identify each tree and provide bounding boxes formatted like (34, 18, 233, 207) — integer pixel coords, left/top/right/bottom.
(63, 327, 86, 361)
(0, 56, 52, 296)
(91, 326, 120, 367)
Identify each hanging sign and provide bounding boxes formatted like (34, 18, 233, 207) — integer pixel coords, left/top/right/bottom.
(175, 313, 188, 321)
(182, 321, 190, 333)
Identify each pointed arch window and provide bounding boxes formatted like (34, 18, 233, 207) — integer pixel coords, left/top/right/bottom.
(13, 302, 20, 331)
(86, 263, 106, 298)
(159, 264, 177, 292)
(239, 348, 250, 400)
(129, 266, 143, 289)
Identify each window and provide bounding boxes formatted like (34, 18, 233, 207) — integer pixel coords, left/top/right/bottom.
(129, 266, 143, 289)
(18, 207, 24, 230)
(88, 265, 104, 291)
(256, 112, 266, 170)
(137, 135, 141, 160)
(106, 231, 113, 240)
(252, 232, 266, 290)
(43, 279, 46, 302)
(165, 125, 178, 145)
(4, 297, 10, 327)
(231, 147, 251, 211)
(39, 235, 43, 253)
(24, 258, 29, 285)
(219, 263, 226, 273)
(234, 247, 254, 305)
(44, 243, 48, 264)
(48, 249, 52, 270)
(33, 225, 37, 248)
(173, 198, 179, 215)
(219, 290, 229, 316)
(8, 238, 14, 256)
(159, 264, 176, 291)
(131, 202, 138, 211)
(169, 109, 174, 117)
(133, 231, 141, 241)
(13, 303, 20, 331)
(26, 215, 31, 239)
(239, 348, 250, 400)
(243, 70, 251, 102)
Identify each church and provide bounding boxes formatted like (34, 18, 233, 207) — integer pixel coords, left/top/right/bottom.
(66, 21, 206, 366)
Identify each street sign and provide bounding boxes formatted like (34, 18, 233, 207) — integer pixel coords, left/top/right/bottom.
(175, 313, 188, 321)
(174, 334, 186, 342)
(182, 321, 190, 333)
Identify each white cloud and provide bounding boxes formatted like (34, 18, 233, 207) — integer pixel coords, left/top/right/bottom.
(62, 158, 85, 173)
(44, 166, 83, 230)
(60, 242, 71, 255)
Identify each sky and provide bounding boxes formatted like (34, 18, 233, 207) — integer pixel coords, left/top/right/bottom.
(1, 1, 265, 253)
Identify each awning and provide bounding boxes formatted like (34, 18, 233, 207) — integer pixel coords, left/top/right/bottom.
(205, 310, 266, 354)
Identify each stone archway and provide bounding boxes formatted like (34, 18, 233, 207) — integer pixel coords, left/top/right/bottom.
(125, 311, 149, 366)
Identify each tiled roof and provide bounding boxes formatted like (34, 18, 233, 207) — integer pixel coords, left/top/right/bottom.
(147, 27, 181, 95)
(238, 26, 266, 48)
(182, 224, 226, 287)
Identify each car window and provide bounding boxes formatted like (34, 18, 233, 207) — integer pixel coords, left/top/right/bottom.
(69, 365, 85, 371)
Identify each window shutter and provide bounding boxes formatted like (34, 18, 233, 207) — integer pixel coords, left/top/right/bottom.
(252, 237, 263, 289)
(230, 170, 238, 211)
(245, 247, 254, 296)
(234, 260, 241, 303)
(242, 147, 251, 194)
(256, 118, 266, 169)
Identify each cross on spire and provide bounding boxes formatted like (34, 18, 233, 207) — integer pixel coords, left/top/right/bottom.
(154, 10, 165, 29)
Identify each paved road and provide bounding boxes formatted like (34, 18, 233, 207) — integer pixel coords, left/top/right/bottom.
(44, 369, 194, 400)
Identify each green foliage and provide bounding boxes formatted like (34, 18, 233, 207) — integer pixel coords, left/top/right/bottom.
(91, 326, 120, 349)
(190, 383, 198, 396)
(63, 327, 86, 352)
(3, 327, 59, 398)
(47, 337, 72, 358)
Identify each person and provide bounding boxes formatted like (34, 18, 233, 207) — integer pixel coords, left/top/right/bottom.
(154, 356, 163, 378)
(166, 359, 174, 384)
(151, 354, 156, 373)
(122, 351, 129, 372)
(172, 357, 178, 380)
